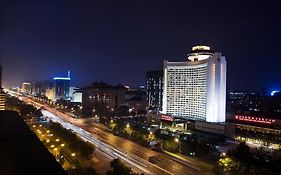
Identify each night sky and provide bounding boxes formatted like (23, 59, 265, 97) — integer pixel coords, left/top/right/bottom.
(1, 0, 281, 91)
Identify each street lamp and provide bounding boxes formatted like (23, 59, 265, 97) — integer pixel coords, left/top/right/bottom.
(71, 153, 76, 157)
(175, 138, 181, 153)
(126, 123, 130, 128)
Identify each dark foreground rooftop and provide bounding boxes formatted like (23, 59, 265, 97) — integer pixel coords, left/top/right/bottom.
(0, 111, 67, 175)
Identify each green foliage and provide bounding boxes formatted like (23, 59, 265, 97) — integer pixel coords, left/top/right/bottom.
(181, 137, 216, 158)
(107, 158, 144, 175)
(162, 139, 178, 153)
(48, 122, 95, 159)
(6, 96, 42, 117)
(112, 121, 152, 146)
(214, 142, 281, 175)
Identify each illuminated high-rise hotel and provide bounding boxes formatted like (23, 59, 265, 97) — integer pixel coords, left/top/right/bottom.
(162, 45, 226, 122)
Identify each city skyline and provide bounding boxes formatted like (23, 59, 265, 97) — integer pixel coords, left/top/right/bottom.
(1, 1, 281, 174)
(1, 1, 281, 91)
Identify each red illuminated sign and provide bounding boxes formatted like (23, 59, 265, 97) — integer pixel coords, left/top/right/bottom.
(161, 115, 174, 121)
(235, 115, 276, 124)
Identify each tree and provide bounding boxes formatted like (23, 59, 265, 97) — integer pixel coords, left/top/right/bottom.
(107, 158, 144, 175)
(115, 105, 129, 116)
(228, 142, 252, 163)
(107, 158, 133, 175)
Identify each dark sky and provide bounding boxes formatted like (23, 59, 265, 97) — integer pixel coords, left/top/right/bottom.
(1, 0, 281, 91)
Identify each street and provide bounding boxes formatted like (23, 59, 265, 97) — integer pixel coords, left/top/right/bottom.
(9, 90, 213, 175)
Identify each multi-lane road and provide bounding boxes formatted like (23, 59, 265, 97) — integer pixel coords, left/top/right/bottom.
(8, 90, 213, 175)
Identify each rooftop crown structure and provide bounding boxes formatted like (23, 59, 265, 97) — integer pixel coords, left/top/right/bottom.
(162, 45, 227, 123)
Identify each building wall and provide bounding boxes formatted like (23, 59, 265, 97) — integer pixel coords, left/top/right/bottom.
(21, 82, 32, 94)
(195, 121, 225, 135)
(45, 88, 55, 101)
(54, 79, 70, 100)
(146, 70, 163, 110)
(72, 91, 82, 103)
(206, 53, 227, 122)
(82, 83, 127, 117)
(163, 61, 208, 120)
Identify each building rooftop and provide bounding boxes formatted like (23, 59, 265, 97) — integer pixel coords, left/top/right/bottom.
(187, 45, 214, 61)
(84, 81, 127, 90)
(0, 111, 67, 175)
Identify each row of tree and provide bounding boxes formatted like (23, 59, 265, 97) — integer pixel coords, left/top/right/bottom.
(48, 122, 95, 160)
(112, 119, 154, 146)
(6, 95, 42, 117)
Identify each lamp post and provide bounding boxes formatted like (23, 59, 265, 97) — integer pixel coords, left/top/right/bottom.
(175, 138, 181, 153)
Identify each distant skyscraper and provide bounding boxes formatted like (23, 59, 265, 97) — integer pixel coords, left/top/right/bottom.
(162, 45, 227, 122)
(146, 70, 163, 110)
(53, 71, 71, 101)
(0, 64, 5, 110)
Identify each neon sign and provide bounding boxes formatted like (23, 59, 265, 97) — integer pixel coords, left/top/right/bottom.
(161, 115, 173, 121)
(235, 115, 276, 124)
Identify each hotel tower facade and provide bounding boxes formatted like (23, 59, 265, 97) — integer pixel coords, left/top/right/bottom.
(162, 46, 226, 122)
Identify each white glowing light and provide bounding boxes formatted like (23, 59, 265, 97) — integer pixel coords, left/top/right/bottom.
(53, 77, 71, 80)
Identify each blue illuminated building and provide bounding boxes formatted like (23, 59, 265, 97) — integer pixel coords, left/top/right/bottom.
(54, 71, 71, 101)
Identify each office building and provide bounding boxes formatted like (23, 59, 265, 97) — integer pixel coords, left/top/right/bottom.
(21, 82, 32, 94)
(125, 86, 147, 112)
(45, 88, 55, 101)
(0, 64, 5, 110)
(162, 45, 227, 123)
(146, 70, 163, 110)
(53, 71, 70, 101)
(31, 81, 53, 96)
(82, 82, 127, 117)
(71, 88, 82, 103)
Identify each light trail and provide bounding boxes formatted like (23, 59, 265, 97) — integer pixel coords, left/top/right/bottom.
(7, 89, 178, 175)
(41, 110, 167, 175)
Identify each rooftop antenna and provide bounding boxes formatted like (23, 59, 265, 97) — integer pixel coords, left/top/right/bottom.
(67, 70, 71, 78)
